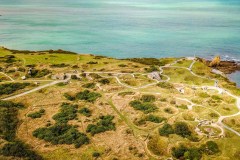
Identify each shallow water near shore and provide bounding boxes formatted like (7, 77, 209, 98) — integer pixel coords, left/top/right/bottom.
(228, 71, 240, 88)
(0, 0, 240, 84)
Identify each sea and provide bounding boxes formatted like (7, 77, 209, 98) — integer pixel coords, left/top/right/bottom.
(0, 0, 239, 85)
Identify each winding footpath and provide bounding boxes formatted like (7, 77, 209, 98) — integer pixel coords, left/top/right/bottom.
(1, 59, 239, 137)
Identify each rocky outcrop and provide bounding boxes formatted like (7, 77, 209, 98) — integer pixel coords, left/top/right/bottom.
(205, 56, 240, 74)
(209, 56, 221, 67)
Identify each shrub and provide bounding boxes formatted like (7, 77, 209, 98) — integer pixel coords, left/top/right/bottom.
(173, 146, 202, 160)
(27, 109, 45, 119)
(200, 141, 219, 155)
(145, 65, 159, 72)
(209, 112, 219, 118)
(27, 69, 51, 78)
(33, 123, 89, 148)
(118, 91, 135, 97)
(172, 145, 188, 159)
(82, 83, 96, 89)
(145, 115, 166, 123)
(63, 93, 75, 101)
(0, 83, 30, 96)
(50, 63, 69, 68)
(174, 122, 191, 138)
(53, 103, 78, 123)
(129, 100, 157, 114)
(127, 58, 165, 66)
(0, 100, 42, 159)
(176, 104, 188, 109)
(79, 107, 91, 117)
(71, 75, 78, 80)
(159, 124, 174, 137)
(1, 141, 43, 160)
(157, 82, 174, 89)
(140, 95, 156, 102)
(164, 108, 173, 114)
(76, 90, 101, 103)
(118, 64, 127, 67)
(92, 152, 101, 157)
(99, 78, 110, 85)
(87, 61, 98, 64)
(56, 82, 67, 86)
(86, 115, 115, 135)
(89, 73, 102, 79)
(0, 100, 24, 141)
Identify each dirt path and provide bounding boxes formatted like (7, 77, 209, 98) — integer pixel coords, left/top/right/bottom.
(0, 72, 14, 81)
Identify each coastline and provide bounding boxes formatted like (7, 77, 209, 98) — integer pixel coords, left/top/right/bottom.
(1, 46, 240, 88)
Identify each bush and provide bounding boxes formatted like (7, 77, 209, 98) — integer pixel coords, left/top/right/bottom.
(200, 141, 219, 155)
(92, 152, 101, 157)
(127, 58, 165, 66)
(1, 141, 43, 160)
(159, 123, 174, 137)
(0, 83, 30, 96)
(0, 100, 42, 159)
(89, 73, 102, 79)
(164, 108, 173, 114)
(86, 115, 115, 135)
(129, 100, 157, 114)
(53, 103, 78, 123)
(118, 91, 135, 97)
(79, 107, 91, 117)
(172, 145, 188, 159)
(50, 63, 69, 68)
(99, 78, 110, 85)
(82, 83, 96, 89)
(157, 82, 174, 89)
(140, 95, 156, 102)
(145, 65, 159, 72)
(27, 109, 45, 119)
(76, 90, 101, 103)
(118, 64, 127, 67)
(63, 93, 75, 101)
(87, 61, 98, 64)
(145, 115, 166, 123)
(174, 122, 192, 138)
(33, 123, 89, 148)
(0, 100, 24, 141)
(172, 145, 202, 160)
(209, 112, 219, 118)
(71, 75, 78, 80)
(27, 69, 51, 78)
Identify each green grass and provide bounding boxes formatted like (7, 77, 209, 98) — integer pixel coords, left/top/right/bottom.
(173, 60, 193, 68)
(163, 68, 214, 85)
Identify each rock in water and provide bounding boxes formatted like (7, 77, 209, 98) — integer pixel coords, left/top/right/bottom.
(210, 56, 221, 67)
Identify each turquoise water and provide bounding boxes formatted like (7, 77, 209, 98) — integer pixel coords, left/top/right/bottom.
(0, 0, 239, 85)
